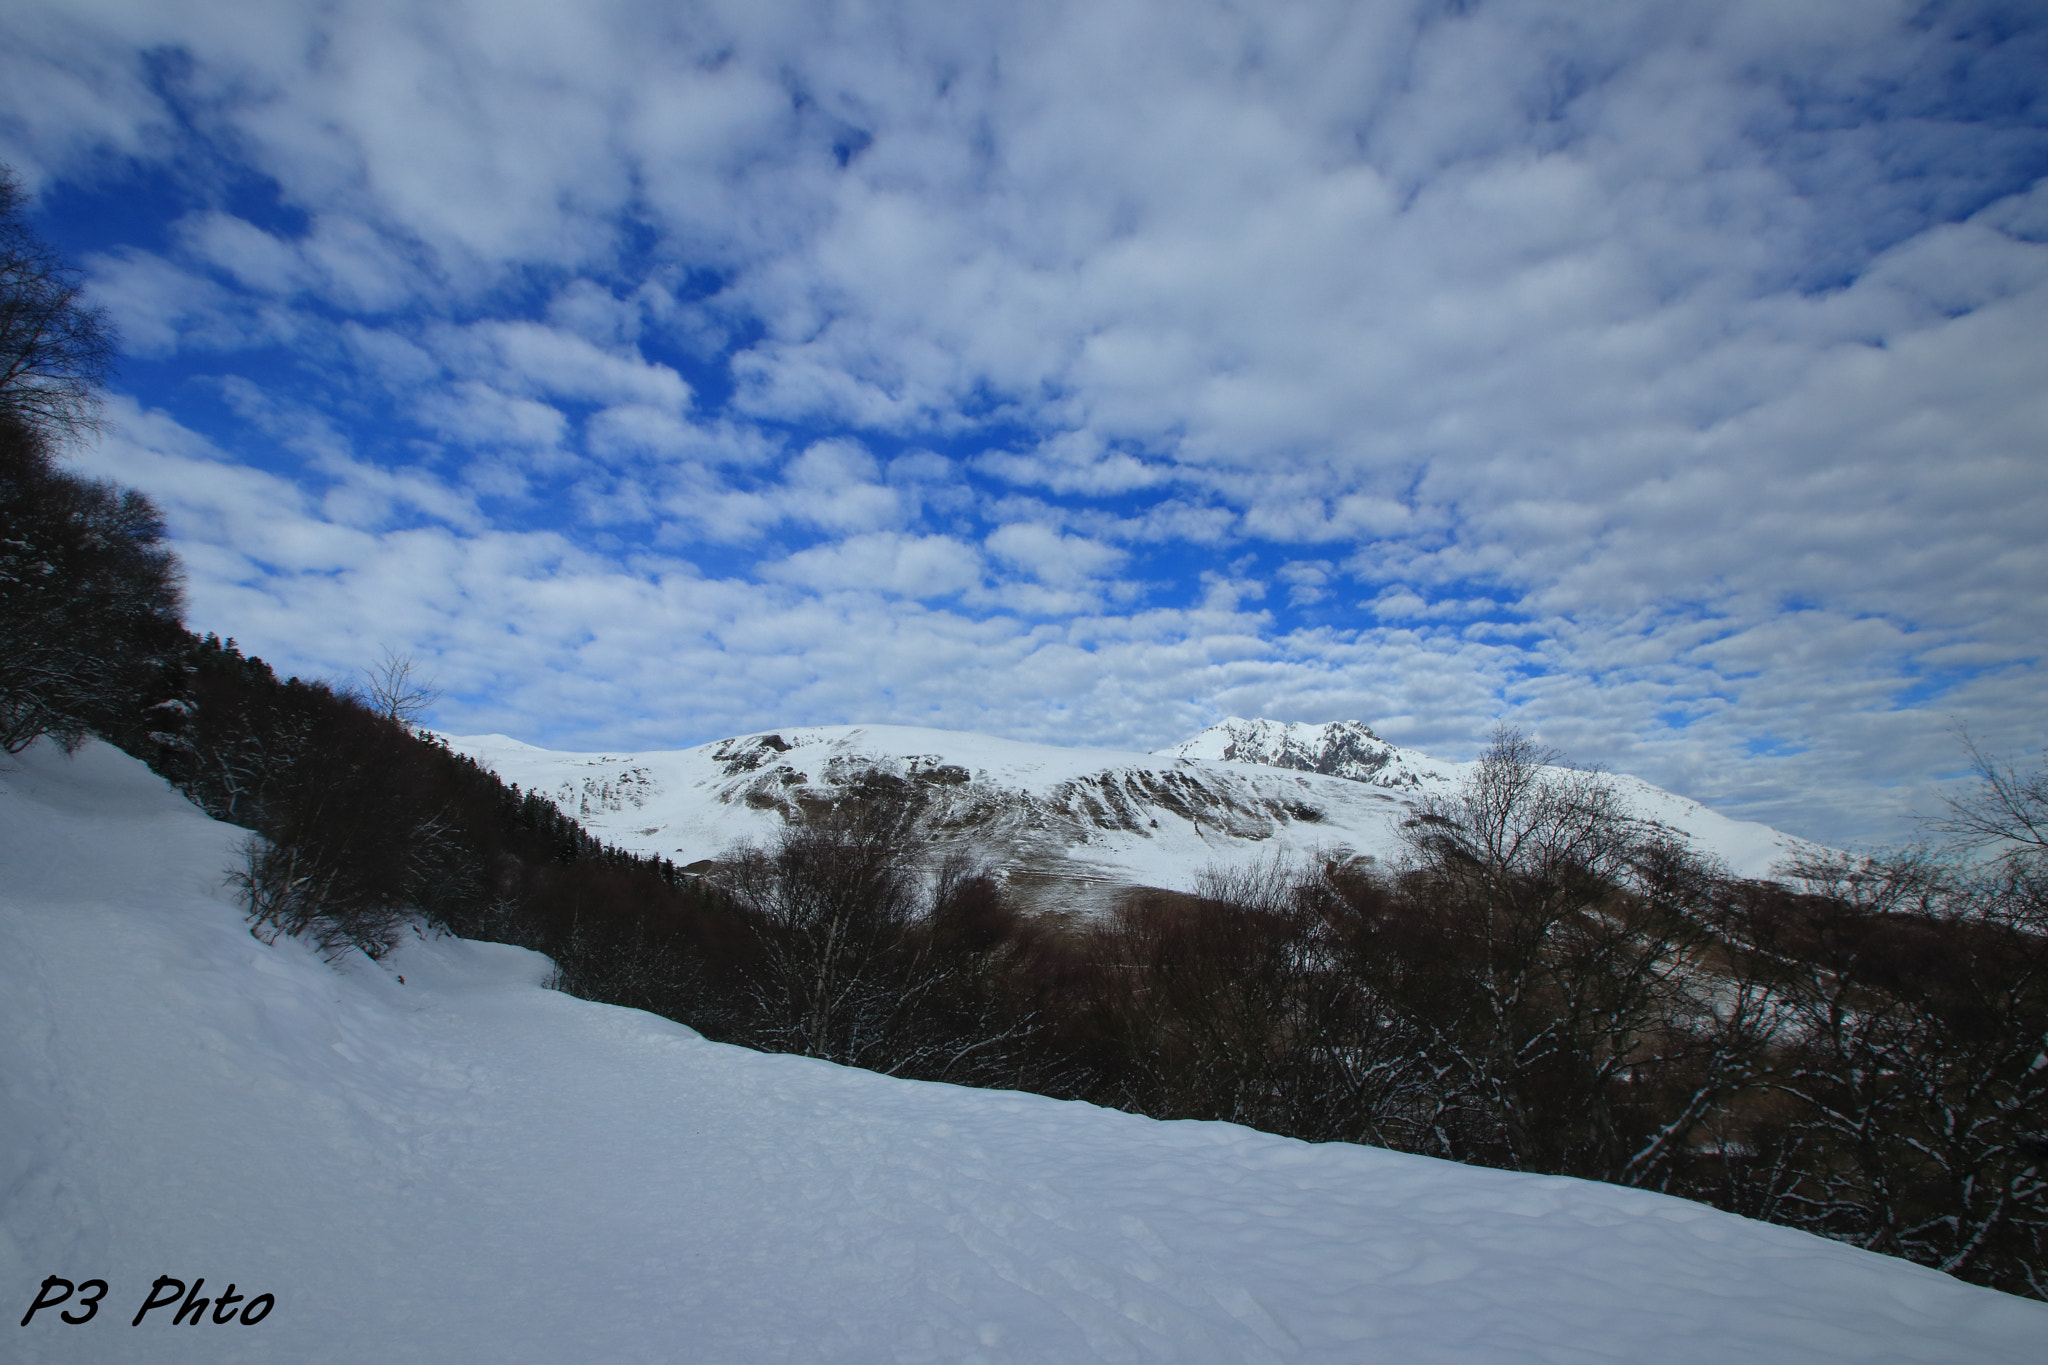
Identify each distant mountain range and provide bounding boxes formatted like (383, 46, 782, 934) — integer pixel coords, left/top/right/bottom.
(439, 718, 1821, 913)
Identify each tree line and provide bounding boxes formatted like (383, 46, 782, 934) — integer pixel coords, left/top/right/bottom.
(3, 164, 2042, 1300)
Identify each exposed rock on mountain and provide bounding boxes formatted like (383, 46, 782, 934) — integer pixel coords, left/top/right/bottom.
(1160, 717, 1453, 789)
(442, 721, 1820, 913)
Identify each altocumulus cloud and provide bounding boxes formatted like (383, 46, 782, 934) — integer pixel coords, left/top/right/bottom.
(2, 0, 2044, 844)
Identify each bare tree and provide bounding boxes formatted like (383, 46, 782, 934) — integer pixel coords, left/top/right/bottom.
(1935, 734, 2048, 870)
(723, 795, 930, 1068)
(1385, 726, 1763, 1185)
(362, 648, 441, 728)
(1091, 861, 1440, 1147)
(0, 168, 115, 444)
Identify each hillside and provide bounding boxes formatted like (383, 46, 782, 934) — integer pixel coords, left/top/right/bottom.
(5, 737, 2044, 1363)
(440, 719, 1819, 912)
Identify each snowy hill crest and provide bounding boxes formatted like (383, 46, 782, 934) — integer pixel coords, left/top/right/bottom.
(1161, 716, 1454, 790)
(442, 719, 1821, 904)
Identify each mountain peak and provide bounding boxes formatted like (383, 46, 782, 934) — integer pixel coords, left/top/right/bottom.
(1159, 717, 1451, 790)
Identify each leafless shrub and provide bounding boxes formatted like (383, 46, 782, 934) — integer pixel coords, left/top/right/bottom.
(1733, 846, 2048, 1296)
(229, 833, 408, 961)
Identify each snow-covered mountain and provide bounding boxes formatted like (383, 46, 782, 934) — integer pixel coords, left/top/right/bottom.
(1161, 716, 1454, 789)
(438, 719, 1821, 909)
(5, 739, 2041, 1363)
(1166, 716, 1822, 875)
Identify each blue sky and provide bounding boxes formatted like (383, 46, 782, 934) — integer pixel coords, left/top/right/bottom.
(4, 0, 2044, 845)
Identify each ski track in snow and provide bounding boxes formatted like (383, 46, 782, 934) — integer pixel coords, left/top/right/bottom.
(5, 740, 2040, 1363)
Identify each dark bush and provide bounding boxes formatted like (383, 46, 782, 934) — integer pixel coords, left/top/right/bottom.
(0, 416, 185, 755)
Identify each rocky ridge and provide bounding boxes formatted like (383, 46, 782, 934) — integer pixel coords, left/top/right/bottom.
(1159, 716, 1454, 789)
(442, 721, 1818, 913)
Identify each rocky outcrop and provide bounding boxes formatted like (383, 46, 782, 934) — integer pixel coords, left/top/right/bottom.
(1159, 717, 1452, 790)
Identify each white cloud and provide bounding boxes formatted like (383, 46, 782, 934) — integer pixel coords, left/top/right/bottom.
(974, 430, 1170, 496)
(1276, 560, 1332, 606)
(84, 248, 294, 356)
(437, 321, 692, 412)
(342, 323, 442, 388)
(985, 522, 1126, 588)
(764, 532, 984, 599)
(774, 439, 905, 533)
(412, 381, 567, 450)
(177, 211, 313, 296)
(546, 280, 641, 346)
(584, 406, 777, 469)
(77, 396, 2037, 843)
(11, 0, 2044, 843)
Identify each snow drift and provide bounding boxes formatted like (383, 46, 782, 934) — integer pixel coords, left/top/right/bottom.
(5, 739, 2040, 1363)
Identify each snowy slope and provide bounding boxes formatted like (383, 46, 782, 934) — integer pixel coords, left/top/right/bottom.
(1165, 717, 1824, 882)
(440, 720, 1819, 911)
(5, 739, 2044, 1363)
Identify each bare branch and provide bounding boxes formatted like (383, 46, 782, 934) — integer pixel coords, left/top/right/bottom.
(1934, 732, 2048, 866)
(362, 648, 441, 728)
(0, 167, 116, 445)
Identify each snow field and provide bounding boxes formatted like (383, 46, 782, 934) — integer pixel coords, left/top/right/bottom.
(4, 740, 2042, 1363)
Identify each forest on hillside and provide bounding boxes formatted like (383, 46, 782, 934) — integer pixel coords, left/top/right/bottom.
(5, 167, 2044, 1301)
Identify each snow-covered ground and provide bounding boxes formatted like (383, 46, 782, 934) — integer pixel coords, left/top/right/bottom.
(6, 739, 2041, 1363)
(439, 720, 1820, 913)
